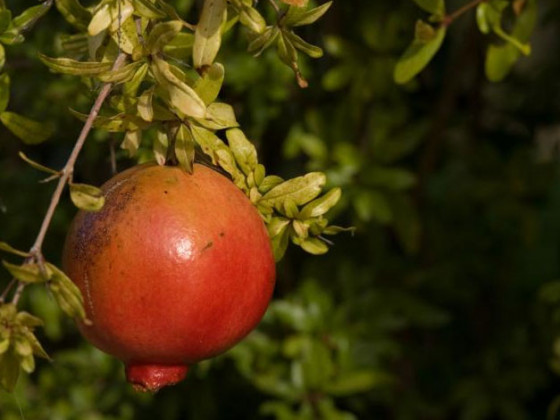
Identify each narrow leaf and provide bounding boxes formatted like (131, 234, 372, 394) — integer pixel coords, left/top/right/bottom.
(39, 54, 112, 76)
(18, 152, 59, 175)
(153, 128, 168, 165)
(13, 2, 52, 32)
(283, 2, 332, 27)
(55, 0, 91, 30)
(2, 261, 50, 284)
(98, 61, 143, 84)
(0, 242, 30, 258)
(175, 124, 195, 174)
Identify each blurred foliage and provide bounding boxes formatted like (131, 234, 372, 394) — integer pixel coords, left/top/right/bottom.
(2, 0, 560, 419)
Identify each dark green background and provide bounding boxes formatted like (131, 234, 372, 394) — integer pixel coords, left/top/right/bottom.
(2, 0, 560, 418)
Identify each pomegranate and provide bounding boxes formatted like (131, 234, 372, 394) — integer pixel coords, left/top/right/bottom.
(62, 163, 275, 391)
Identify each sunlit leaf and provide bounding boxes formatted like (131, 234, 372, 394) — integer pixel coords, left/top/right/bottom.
(69, 183, 105, 212)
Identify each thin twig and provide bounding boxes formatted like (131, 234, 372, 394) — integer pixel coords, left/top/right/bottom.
(442, 0, 487, 27)
(11, 52, 127, 306)
(0, 279, 16, 303)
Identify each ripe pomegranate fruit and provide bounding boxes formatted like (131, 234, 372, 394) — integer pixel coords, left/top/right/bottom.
(62, 163, 275, 392)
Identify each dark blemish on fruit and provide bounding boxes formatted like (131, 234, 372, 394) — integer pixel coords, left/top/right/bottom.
(72, 182, 136, 271)
(164, 190, 168, 195)
(201, 241, 213, 253)
(219, 232, 225, 237)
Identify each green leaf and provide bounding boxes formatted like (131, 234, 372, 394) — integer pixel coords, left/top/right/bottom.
(15, 312, 44, 328)
(238, 4, 266, 34)
(163, 32, 195, 59)
(200, 102, 238, 129)
(98, 61, 144, 84)
(0, 242, 30, 258)
(322, 225, 355, 236)
(19, 354, 35, 374)
(121, 130, 142, 157)
(14, 337, 32, 358)
(267, 217, 291, 238)
(137, 87, 154, 122)
(284, 31, 323, 58)
(476, 4, 491, 34)
(0, 112, 54, 144)
(277, 31, 298, 67)
(193, 0, 227, 68)
(46, 263, 88, 322)
(259, 175, 285, 194)
(153, 128, 168, 165)
(0, 338, 9, 354)
(39, 54, 112, 76)
(394, 23, 446, 84)
(226, 128, 258, 176)
(260, 172, 326, 209)
(146, 20, 183, 54)
(248, 27, 280, 56)
(2, 261, 50, 284)
(69, 183, 105, 212)
(12, 2, 52, 32)
(299, 237, 328, 255)
(0, 9, 11, 35)
(175, 124, 195, 174)
(124, 62, 149, 97)
(0, 351, 20, 392)
(87, 3, 111, 36)
(412, 0, 445, 15)
(55, 0, 91, 31)
(18, 152, 59, 175)
(131, 0, 166, 19)
(151, 57, 206, 118)
(300, 188, 341, 219)
(271, 227, 290, 262)
(190, 123, 222, 162)
(193, 63, 225, 105)
(111, 15, 140, 55)
(23, 330, 49, 360)
(283, 2, 333, 27)
(325, 371, 391, 396)
(485, 44, 519, 82)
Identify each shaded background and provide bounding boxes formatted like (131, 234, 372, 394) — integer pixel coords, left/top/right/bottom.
(2, 0, 560, 418)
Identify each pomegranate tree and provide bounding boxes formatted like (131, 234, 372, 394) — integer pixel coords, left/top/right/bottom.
(63, 164, 275, 391)
(0, 0, 346, 393)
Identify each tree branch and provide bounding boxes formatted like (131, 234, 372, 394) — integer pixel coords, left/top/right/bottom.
(442, 0, 487, 27)
(11, 52, 127, 306)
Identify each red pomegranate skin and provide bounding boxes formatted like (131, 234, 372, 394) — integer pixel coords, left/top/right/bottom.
(62, 163, 276, 391)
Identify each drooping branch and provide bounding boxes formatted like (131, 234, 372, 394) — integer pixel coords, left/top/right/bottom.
(10, 52, 127, 305)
